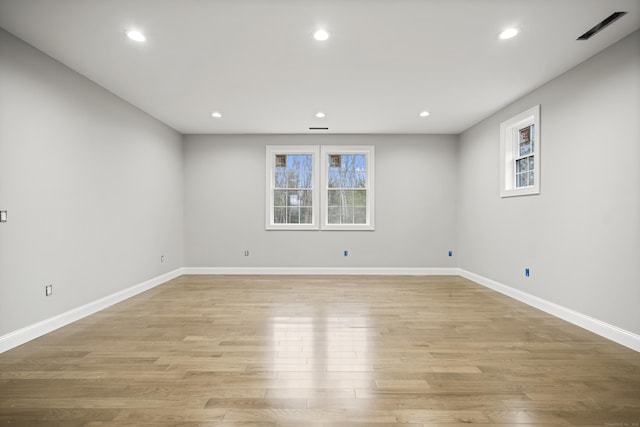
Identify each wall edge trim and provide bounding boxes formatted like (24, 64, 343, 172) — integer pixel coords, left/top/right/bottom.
(0, 268, 184, 353)
(182, 267, 460, 276)
(3, 268, 637, 353)
(459, 269, 640, 352)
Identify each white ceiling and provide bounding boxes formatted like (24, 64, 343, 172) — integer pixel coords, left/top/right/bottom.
(1, 0, 639, 134)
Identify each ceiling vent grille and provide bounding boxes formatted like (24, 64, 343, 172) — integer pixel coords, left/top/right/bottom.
(577, 12, 627, 40)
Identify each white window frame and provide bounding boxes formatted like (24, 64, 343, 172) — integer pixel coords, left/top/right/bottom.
(500, 105, 541, 198)
(265, 145, 319, 230)
(321, 145, 375, 231)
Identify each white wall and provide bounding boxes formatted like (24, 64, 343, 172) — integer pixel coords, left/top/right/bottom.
(184, 134, 458, 269)
(0, 29, 184, 336)
(458, 30, 640, 335)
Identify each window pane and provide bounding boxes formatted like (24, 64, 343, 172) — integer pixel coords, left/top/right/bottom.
(328, 168, 341, 188)
(274, 170, 287, 188)
(288, 191, 299, 207)
(342, 206, 354, 224)
(274, 190, 286, 207)
(341, 155, 356, 187)
(328, 189, 341, 206)
(343, 190, 354, 206)
(516, 158, 527, 173)
(300, 207, 313, 224)
(354, 190, 366, 206)
(519, 126, 532, 156)
(515, 155, 535, 188)
(327, 189, 366, 224)
(328, 207, 341, 224)
(530, 124, 535, 153)
(354, 155, 367, 188)
(287, 207, 300, 223)
(327, 154, 367, 189)
(517, 173, 529, 187)
(284, 154, 313, 188)
(299, 190, 313, 207)
(274, 207, 286, 223)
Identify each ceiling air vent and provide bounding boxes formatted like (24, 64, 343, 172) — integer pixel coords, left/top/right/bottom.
(577, 12, 627, 40)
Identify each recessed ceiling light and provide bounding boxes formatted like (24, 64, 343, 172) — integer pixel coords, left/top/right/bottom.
(211, 112, 222, 118)
(314, 29, 330, 41)
(127, 30, 146, 42)
(419, 111, 430, 117)
(316, 112, 326, 118)
(499, 28, 519, 40)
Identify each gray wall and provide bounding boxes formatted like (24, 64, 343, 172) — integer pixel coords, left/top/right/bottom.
(0, 29, 184, 335)
(184, 134, 458, 269)
(3, 23, 638, 343)
(458, 30, 640, 335)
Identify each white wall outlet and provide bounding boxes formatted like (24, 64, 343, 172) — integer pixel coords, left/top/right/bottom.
(45, 285, 52, 296)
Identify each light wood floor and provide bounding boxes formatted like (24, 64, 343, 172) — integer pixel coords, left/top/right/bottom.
(1, 275, 639, 426)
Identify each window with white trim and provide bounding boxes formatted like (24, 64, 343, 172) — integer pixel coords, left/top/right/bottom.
(321, 146, 375, 230)
(266, 145, 375, 231)
(500, 105, 540, 197)
(265, 146, 319, 230)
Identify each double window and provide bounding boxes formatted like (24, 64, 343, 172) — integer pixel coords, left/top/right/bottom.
(266, 145, 374, 230)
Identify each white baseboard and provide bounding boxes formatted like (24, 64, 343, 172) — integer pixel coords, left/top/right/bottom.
(0, 268, 183, 353)
(182, 267, 459, 276)
(3, 267, 638, 354)
(459, 269, 640, 352)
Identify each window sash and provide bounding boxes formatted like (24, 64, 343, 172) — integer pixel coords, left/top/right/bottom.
(321, 146, 375, 230)
(266, 146, 319, 230)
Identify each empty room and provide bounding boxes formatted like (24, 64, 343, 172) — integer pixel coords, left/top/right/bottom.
(1, 0, 639, 425)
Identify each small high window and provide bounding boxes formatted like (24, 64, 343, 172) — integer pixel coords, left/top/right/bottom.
(500, 105, 541, 197)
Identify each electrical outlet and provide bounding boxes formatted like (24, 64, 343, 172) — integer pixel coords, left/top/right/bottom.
(45, 285, 52, 296)
(0, 211, 6, 222)
(344, 250, 348, 256)
(244, 250, 250, 257)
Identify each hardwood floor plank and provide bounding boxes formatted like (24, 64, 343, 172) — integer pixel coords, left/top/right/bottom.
(0, 274, 638, 426)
